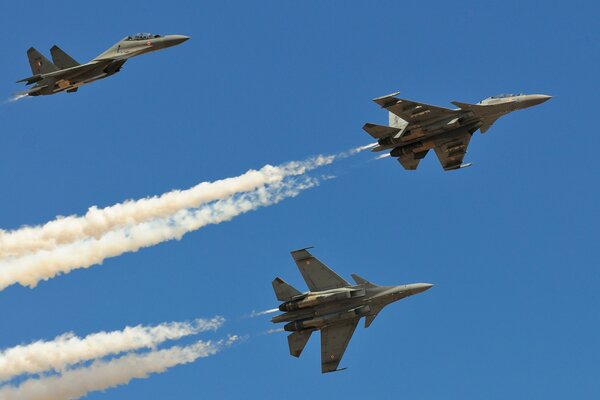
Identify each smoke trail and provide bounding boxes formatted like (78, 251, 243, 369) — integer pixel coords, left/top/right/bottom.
(0, 176, 318, 290)
(265, 328, 284, 334)
(0, 317, 223, 382)
(375, 153, 391, 160)
(249, 308, 279, 317)
(0, 337, 238, 400)
(351, 142, 377, 153)
(0, 155, 335, 259)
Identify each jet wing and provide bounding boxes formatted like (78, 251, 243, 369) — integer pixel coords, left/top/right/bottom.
(433, 130, 473, 171)
(373, 93, 458, 125)
(321, 318, 359, 373)
(291, 248, 350, 292)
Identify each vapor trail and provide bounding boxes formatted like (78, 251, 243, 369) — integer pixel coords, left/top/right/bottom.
(0, 337, 238, 400)
(0, 155, 335, 259)
(0, 176, 319, 290)
(249, 308, 279, 317)
(264, 328, 284, 334)
(0, 317, 223, 382)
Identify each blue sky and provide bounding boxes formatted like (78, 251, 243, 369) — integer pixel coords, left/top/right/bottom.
(0, 1, 598, 399)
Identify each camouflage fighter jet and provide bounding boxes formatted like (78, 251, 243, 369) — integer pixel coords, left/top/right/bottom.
(364, 92, 551, 171)
(271, 247, 433, 373)
(16, 33, 189, 96)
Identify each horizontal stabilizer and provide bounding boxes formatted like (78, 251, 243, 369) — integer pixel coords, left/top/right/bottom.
(50, 45, 80, 69)
(16, 74, 43, 84)
(272, 277, 301, 302)
(362, 123, 401, 139)
(372, 91, 401, 108)
(288, 330, 312, 357)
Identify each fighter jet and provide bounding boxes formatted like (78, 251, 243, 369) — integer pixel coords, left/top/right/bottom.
(363, 92, 551, 171)
(271, 247, 433, 373)
(16, 33, 190, 96)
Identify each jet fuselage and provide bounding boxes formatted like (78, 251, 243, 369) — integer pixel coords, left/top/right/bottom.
(272, 283, 433, 330)
(18, 33, 189, 96)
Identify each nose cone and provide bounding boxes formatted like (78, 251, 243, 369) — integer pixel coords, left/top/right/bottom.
(163, 34, 190, 48)
(521, 94, 552, 108)
(411, 283, 434, 294)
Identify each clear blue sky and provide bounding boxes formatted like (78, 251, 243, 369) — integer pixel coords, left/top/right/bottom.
(0, 1, 598, 399)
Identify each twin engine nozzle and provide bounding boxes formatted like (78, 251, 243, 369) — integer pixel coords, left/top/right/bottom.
(284, 305, 371, 332)
(278, 288, 365, 312)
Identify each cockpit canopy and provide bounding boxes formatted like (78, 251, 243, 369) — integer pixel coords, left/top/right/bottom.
(490, 93, 525, 99)
(125, 33, 162, 41)
(480, 93, 525, 103)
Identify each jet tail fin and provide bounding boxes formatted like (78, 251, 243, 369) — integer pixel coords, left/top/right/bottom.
(27, 47, 59, 75)
(272, 277, 302, 302)
(287, 330, 312, 357)
(50, 45, 79, 69)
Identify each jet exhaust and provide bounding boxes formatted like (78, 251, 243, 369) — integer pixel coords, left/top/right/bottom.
(284, 305, 371, 331)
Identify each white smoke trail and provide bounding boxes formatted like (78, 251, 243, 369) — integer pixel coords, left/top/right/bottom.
(0, 176, 318, 290)
(351, 142, 377, 153)
(0, 317, 223, 382)
(0, 155, 335, 259)
(375, 153, 391, 160)
(0, 336, 238, 400)
(249, 308, 279, 317)
(264, 328, 284, 335)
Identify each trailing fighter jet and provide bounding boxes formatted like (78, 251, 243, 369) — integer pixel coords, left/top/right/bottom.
(16, 33, 190, 96)
(271, 247, 433, 373)
(363, 92, 551, 171)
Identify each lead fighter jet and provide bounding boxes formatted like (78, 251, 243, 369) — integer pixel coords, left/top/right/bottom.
(364, 92, 551, 171)
(16, 33, 189, 96)
(271, 248, 433, 373)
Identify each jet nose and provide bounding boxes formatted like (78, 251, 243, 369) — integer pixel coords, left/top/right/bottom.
(165, 35, 190, 47)
(407, 283, 434, 294)
(524, 94, 552, 107)
(418, 283, 434, 292)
